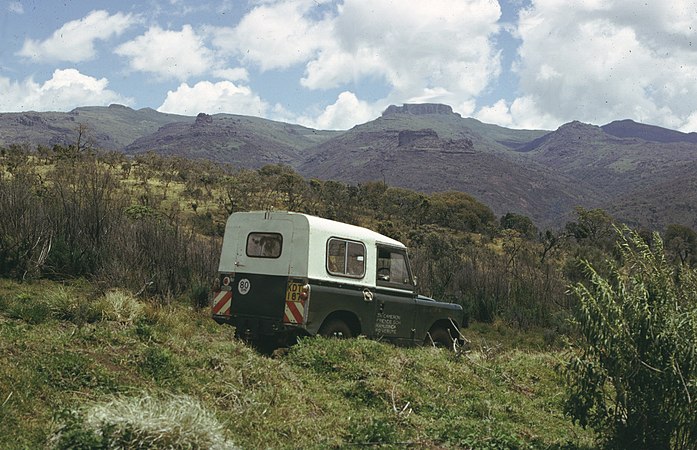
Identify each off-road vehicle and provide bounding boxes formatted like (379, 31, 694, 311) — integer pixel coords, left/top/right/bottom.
(212, 211, 465, 349)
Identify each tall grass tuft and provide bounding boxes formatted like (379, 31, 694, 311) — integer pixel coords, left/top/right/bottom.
(46, 285, 101, 326)
(99, 289, 144, 325)
(50, 394, 238, 449)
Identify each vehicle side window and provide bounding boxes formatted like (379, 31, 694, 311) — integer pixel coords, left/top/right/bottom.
(377, 246, 413, 288)
(246, 232, 283, 258)
(327, 238, 365, 278)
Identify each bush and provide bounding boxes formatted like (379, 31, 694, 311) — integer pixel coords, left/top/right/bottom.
(45, 286, 101, 326)
(140, 347, 180, 384)
(99, 289, 144, 325)
(188, 281, 211, 309)
(49, 394, 238, 449)
(565, 226, 697, 449)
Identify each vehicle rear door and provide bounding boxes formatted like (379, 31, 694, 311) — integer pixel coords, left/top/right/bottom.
(226, 220, 294, 321)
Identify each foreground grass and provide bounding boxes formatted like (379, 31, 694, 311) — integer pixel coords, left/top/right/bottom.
(0, 279, 594, 449)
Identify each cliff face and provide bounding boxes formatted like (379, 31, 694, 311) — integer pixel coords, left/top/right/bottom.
(398, 129, 438, 146)
(383, 103, 460, 116)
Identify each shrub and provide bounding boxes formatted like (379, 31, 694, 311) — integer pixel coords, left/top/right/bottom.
(99, 289, 143, 325)
(49, 394, 238, 449)
(188, 281, 211, 309)
(45, 286, 101, 326)
(140, 347, 180, 384)
(565, 226, 697, 449)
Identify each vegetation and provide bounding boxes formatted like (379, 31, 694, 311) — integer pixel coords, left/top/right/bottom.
(0, 144, 586, 327)
(0, 279, 593, 449)
(52, 394, 238, 449)
(2, 141, 697, 448)
(565, 227, 697, 449)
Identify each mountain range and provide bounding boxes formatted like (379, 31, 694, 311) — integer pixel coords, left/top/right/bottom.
(2, 102, 696, 231)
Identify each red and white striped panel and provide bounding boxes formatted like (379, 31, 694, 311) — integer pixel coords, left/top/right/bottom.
(283, 300, 305, 324)
(212, 290, 232, 316)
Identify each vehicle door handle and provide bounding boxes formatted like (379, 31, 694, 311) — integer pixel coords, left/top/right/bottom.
(362, 288, 374, 302)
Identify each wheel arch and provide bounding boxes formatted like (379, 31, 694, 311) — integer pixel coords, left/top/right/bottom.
(318, 310, 362, 337)
(427, 318, 462, 343)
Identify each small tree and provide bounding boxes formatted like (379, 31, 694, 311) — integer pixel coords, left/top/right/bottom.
(665, 224, 697, 267)
(565, 226, 697, 449)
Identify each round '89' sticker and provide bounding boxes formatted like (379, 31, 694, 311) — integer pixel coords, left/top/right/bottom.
(238, 278, 251, 295)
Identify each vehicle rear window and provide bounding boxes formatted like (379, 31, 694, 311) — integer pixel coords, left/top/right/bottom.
(246, 233, 283, 258)
(327, 238, 365, 278)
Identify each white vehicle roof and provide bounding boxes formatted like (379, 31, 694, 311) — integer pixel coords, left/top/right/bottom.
(300, 213, 405, 248)
(218, 211, 407, 286)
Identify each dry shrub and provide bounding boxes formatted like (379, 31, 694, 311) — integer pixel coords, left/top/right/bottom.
(99, 289, 144, 325)
(50, 394, 238, 449)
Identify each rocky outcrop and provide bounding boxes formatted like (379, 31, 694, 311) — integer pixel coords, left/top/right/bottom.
(397, 129, 473, 153)
(195, 113, 213, 126)
(383, 103, 460, 116)
(398, 129, 438, 146)
(17, 114, 46, 127)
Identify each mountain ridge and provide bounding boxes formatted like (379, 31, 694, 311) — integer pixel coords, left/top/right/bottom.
(601, 119, 697, 144)
(1, 103, 696, 230)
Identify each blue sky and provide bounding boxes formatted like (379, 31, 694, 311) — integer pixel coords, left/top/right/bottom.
(2, 0, 697, 131)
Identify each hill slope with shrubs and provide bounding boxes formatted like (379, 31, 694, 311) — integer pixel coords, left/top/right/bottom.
(0, 280, 594, 449)
(2, 144, 697, 448)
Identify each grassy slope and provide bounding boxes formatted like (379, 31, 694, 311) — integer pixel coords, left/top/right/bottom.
(0, 106, 193, 152)
(0, 279, 594, 449)
(70, 105, 194, 149)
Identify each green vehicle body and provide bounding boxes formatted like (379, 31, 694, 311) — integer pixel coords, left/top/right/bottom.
(211, 211, 465, 348)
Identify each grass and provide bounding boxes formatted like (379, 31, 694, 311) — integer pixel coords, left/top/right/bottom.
(51, 394, 239, 449)
(0, 278, 595, 449)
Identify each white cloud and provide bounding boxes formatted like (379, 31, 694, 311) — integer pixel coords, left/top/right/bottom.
(212, 0, 332, 71)
(302, 0, 502, 104)
(475, 97, 561, 130)
(158, 80, 269, 116)
(217, 0, 502, 126)
(8, 1, 23, 14)
(476, 99, 515, 127)
(297, 91, 378, 130)
(679, 111, 697, 132)
(115, 25, 218, 81)
(213, 67, 249, 82)
(0, 69, 131, 111)
(17, 10, 136, 62)
(505, 0, 697, 130)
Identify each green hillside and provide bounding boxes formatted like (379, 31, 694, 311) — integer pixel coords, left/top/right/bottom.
(0, 279, 593, 449)
(2, 144, 696, 449)
(2, 103, 697, 229)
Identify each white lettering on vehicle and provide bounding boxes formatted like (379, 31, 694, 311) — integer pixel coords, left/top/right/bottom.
(375, 312, 401, 335)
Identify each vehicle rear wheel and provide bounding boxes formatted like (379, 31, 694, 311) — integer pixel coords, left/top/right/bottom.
(252, 338, 278, 355)
(319, 319, 353, 339)
(426, 327, 453, 349)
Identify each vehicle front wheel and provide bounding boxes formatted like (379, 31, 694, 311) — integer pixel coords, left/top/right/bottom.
(426, 328, 454, 349)
(318, 319, 353, 339)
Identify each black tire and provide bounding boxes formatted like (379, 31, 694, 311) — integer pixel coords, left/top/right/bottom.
(426, 327, 453, 349)
(252, 338, 278, 355)
(319, 319, 353, 339)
